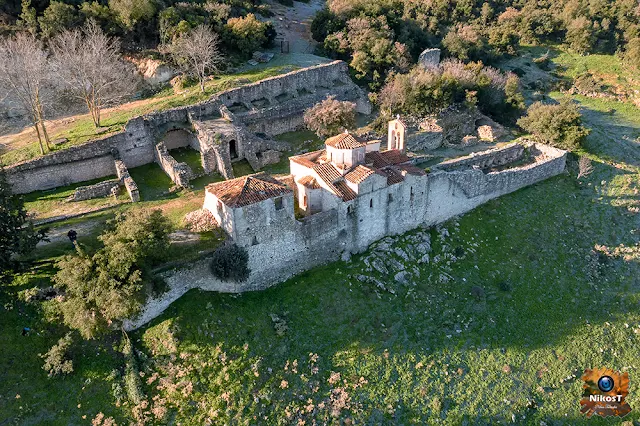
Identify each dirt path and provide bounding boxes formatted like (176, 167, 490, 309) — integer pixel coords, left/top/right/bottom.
(266, 0, 324, 54)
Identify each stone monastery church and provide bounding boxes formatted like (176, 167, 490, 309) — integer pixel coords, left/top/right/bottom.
(203, 118, 427, 249)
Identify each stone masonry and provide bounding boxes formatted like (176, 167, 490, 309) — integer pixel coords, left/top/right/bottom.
(6, 61, 371, 195)
(124, 140, 567, 330)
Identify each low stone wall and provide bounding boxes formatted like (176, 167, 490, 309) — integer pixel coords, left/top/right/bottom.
(115, 159, 140, 202)
(6, 117, 154, 194)
(69, 179, 120, 201)
(154, 142, 191, 187)
(435, 143, 525, 171)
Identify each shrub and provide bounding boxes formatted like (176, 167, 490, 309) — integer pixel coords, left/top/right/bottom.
(378, 60, 523, 123)
(517, 100, 590, 150)
(40, 333, 74, 377)
(304, 96, 356, 137)
(210, 244, 250, 282)
(225, 13, 268, 56)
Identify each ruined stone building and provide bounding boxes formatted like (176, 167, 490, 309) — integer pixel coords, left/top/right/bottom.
(5, 61, 371, 198)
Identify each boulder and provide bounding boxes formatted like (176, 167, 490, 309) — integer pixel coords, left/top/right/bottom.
(418, 48, 441, 69)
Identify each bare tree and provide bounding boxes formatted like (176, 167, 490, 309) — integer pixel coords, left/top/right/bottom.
(577, 156, 594, 179)
(170, 25, 223, 93)
(51, 20, 134, 128)
(0, 33, 52, 154)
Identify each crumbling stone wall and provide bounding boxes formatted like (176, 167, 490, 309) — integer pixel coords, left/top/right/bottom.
(69, 179, 120, 201)
(125, 142, 566, 329)
(154, 142, 192, 187)
(7, 60, 368, 195)
(115, 159, 140, 202)
(435, 143, 525, 171)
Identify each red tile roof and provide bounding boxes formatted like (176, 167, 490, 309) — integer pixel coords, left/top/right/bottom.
(375, 168, 405, 185)
(206, 173, 292, 207)
(334, 180, 357, 201)
(365, 149, 411, 168)
(325, 133, 365, 149)
(344, 165, 375, 184)
(289, 150, 325, 169)
(396, 164, 427, 176)
(313, 163, 341, 185)
(297, 175, 322, 189)
(380, 149, 411, 165)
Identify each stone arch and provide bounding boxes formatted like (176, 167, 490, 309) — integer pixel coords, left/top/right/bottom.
(229, 140, 238, 159)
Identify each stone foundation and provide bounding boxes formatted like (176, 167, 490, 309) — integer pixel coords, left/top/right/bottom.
(69, 179, 120, 201)
(7, 60, 371, 195)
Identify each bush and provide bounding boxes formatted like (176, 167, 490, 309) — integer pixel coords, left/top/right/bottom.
(378, 60, 523, 123)
(40, 333, 74, 377)
(225, 13, 268, 56)
(517, 100, 590, 150)
(210, 244, 250, 282)
(303, 96, 356, 137)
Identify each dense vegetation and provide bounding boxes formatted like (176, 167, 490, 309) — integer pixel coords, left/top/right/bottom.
(312, 0, 640, 88)
(1, 0, 276, 57)
(378, 59, 524, 124)
(54, 209, 171, 339)
(0, 168, 45, 277)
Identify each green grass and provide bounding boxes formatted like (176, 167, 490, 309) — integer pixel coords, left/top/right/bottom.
(170, 147, 205, 175)
(232, 159, 255, 178)
(23, 176, 130, 220)
(4, 137, 638, 424)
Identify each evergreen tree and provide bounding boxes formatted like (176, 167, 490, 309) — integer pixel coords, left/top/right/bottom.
(0, 169, 46, 276)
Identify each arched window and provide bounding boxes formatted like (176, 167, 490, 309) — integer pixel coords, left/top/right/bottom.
(370, 199, 373, 208)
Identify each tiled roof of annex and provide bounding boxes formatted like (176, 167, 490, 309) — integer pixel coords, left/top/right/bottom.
(206, 173, 292, 208)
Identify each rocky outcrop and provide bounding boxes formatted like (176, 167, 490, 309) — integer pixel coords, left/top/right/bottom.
(407, 107, 506, 151)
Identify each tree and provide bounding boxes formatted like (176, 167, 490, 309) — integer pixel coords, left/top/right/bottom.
(39, 1, 80, 39)
(225, 13, 268, 56)
(170, 25, 223, 93)
(108, 0, 156, 30)
(54, 209, 171, 339)
(303, 96, 356, 137)
(0, 169, 46, 277)
(40, 333, 74, 377)
(517, 100, 590, 150)
(0, 33, 53, 155)
(210, 244, 250, 282)
(51, 21, 135, 128)
(18, 0, 38, 36)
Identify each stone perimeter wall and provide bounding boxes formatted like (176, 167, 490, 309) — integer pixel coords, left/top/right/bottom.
(6, 61, 369, 194)
(125, 142, 566, 330)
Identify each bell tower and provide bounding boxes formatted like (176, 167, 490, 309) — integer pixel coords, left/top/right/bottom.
(388, 115, 406, 152)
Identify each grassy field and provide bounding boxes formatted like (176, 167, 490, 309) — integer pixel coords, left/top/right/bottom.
(1, 48, 639, 424)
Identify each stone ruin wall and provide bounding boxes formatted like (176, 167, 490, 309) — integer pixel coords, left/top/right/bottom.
(154, 142, 192, 188)
(6, 60, 369, 195)
(125, 142, 567, 330)
(70, 179, 121, 201)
